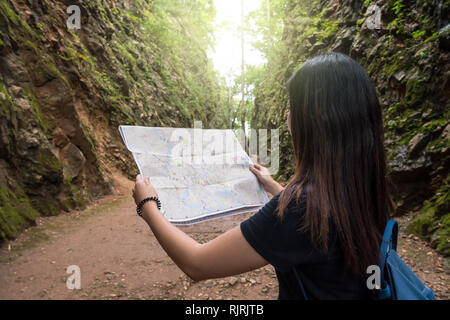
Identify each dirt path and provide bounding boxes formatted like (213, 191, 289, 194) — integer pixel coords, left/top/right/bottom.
(0, 175, 448, 300)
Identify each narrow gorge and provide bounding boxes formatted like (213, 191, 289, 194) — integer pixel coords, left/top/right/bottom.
(0, 0, 448, 263)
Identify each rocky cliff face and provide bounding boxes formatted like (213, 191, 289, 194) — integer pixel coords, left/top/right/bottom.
(252, 0, 449, 255)
(0, 0, 227, 240)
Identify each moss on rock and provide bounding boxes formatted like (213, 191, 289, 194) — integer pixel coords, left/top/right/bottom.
(0, 186, 39, 241)
(407, 177, 450, 256)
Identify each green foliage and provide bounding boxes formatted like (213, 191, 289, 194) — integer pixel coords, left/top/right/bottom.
(228, 64, 267, 128)
(392, 0, 405, 16)
(246, 0, 286, 56)
(424, 31, 439, 43)
(407, 177, 450, 256)
(137, 0, 227, 127)
(386, 0, 407, 35)
(245, 0, 347, 177)
(412, 30, 426, 39)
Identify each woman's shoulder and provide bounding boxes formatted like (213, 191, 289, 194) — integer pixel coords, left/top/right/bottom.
(260, 189, 306, 223)
(272, 188, 307, 210)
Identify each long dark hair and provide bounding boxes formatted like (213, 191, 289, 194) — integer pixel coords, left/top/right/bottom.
(277, 52, 394, 274)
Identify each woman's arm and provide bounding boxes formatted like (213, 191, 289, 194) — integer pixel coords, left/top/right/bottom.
(132, 175, 268, 281)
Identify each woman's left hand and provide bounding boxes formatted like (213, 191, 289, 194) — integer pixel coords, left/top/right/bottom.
(132, 174, 158, 205)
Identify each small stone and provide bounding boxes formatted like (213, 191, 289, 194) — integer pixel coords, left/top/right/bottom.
(407, 133, 429, 158)
(422, 108, 432, 118)
(393, 71, 406, 82)
(239, 277, 246, 284)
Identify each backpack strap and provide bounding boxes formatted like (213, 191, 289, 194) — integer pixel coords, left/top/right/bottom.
(292, 267, 308, 300)
(379, 219, 398, 287)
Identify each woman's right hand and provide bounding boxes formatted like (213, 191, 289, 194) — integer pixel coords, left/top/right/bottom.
(249, 163, 284, 196)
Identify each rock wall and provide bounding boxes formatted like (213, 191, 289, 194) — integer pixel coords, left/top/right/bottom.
(0, 0, 227, 240)
(252, 0, 449, 255)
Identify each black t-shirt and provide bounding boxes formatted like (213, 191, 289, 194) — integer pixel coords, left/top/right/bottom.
(240, 192, 370, 300)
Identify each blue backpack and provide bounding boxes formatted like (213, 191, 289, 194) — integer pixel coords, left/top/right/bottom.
(292, 219, 436, 300)
(373, 219, 436, 300)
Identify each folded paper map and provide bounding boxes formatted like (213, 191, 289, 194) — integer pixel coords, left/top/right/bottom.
(119, 125, 269, 225)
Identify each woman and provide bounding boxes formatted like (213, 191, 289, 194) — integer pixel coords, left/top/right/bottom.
(132, 52, 394, 299)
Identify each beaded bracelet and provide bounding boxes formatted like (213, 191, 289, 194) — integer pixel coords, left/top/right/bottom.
(136, 196, 161, 216)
